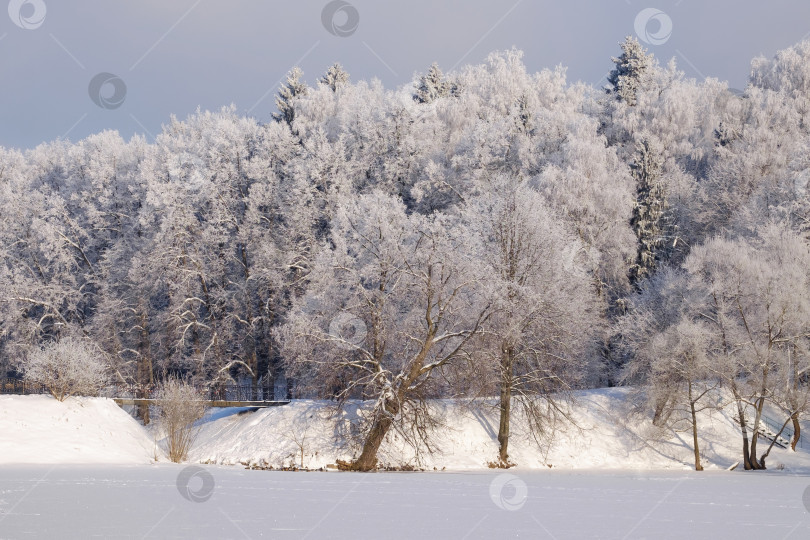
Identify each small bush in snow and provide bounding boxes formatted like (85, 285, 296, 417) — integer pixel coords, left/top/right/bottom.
(156, 378, 206, 463)
(21, 338, 110, 401)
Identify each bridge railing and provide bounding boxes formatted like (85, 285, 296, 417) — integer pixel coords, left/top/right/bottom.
(1, 378, 277, 402)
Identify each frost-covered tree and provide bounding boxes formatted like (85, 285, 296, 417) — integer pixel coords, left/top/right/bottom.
(750, 40, 810, 97)
(274, 67, 309, 127)
(684, 226, 810, 469)
(21, 337, 110, 401)
(414, 63, 451, 104)
(320, 63, 350, 92)
(619, 269, 721, 471)
(280, 192, 491, 470)
(628, 137, 667, 286)
(468, 177, 600, 465)
(607, 37, 653, 106)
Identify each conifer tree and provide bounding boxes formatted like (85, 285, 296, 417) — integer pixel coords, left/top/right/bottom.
(414, 63, 450, 104)
(320, 63, 350, 92)
(629, 138, 667, 286)
(607, 37, 653, 106)
(273, 67, 308, 126)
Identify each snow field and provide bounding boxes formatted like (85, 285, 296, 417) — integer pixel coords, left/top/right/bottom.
(1, 465, 810, 539)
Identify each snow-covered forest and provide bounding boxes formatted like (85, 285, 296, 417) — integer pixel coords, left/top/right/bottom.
(3, 37, 810, 471)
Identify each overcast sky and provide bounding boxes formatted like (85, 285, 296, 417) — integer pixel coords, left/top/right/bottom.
(2, 0, 809, 150)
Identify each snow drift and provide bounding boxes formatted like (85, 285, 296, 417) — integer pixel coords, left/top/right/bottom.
(0, 395, 156, 464)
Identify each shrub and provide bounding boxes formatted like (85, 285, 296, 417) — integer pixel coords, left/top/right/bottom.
(156, 378, 206, 462)
(22, 338, 109, 401)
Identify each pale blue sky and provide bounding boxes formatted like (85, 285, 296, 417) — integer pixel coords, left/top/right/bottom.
(1, 0, 809, 149)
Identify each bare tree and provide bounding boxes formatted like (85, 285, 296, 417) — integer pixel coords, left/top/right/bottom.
(619, 269, 721, 471)
(288, 425, 311, 469)
(683, 226, 810, 469)
(155, 378, 206, 462)
(644, 322, 720, 471)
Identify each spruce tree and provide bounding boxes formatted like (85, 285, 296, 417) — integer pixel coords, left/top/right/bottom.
(607, 37, 653, 106)
(320, 63, 350, 92)
(414, 63, 450, 104)
(273, 67, 308, 126)
(629, 138, 667, 286)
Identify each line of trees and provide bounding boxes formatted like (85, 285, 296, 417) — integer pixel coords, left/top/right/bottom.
(3, 38, 810, 469)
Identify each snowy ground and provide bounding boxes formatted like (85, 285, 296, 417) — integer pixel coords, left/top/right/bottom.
(3, 392, 810, 537)
(4, 390, 810, 473)
(1, 465, 810, 539)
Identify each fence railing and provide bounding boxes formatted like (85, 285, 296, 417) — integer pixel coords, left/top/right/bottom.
(0, 378, 47, 396)
(0, 378, 278, 402)
(759, 414, 803, 449)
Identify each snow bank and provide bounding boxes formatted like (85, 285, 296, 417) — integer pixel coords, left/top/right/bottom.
(0, 395, 155, 464)
(5, 389, 810, 472)
(191, 388, 810, 472)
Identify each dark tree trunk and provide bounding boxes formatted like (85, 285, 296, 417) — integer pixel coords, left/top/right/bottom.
(497, 345, 514, 465)
(791, 412, 801, 451)
(652, 396, 667, 427)
(353, 398, 400, 471)
(749, 397, 766, 470)
(353, 415, 395, 471)
(689, 381, 703, 471)
(732, 389, 752, 470)
(652, 391, 674, 427)
(137, 309, 153, 425)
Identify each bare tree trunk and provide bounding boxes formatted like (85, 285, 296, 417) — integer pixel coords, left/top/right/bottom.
(137, 309, 153, 425)
(731, 383, 752, 470)
(497, 345, 514, 465)
(789, 349, 801, 452)
(652, 395, 667, 427)
(749, 396, 766, 469)
(758, 417, 793, 469)
(353, 399, 400, 471)
(791, 412, 801, 451)
(353, 415, 394, 471)
(688, 381, 703, 471)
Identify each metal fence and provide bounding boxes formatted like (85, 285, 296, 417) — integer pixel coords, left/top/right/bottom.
(204, 384, 275, 402)
(0, 378, 47, 396)
(1, 378, 277, 402)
